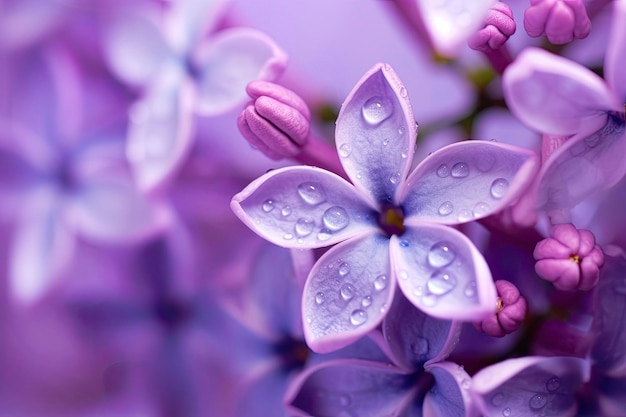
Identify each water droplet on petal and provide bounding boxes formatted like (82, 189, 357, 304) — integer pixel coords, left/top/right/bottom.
(362, 96, 393, 125)
(428, 241, 455, 268)
(464, 281, 476, 297)
(306, 315, 312, 324)
(323, 206, 350, 231)
(529, 394, 548, 411)
(427, 270, 457, 295)
(298, 182, 326, 205)
(473, 202, 490, 217)
(374, 275, 388, 291)
(461, 379, 471, 390)
(390, 172, 401, 184)
(457, 208, 472, 222)
(398, 126, 406, 135)
(339, 143, 352, 158)
(262, 199, 275, 212)
(422, 294, 438, 307)
(490, 178, 509, 199)
(399, 87, 407, 97)
(546, 376, 561, 392)
(281, 205, 292, 217)
(438, 201, 453, 216)
(491, 393, 505, 406)
(411, 337, 429, 355)
(295, 217, 314, 237)
(350, 309, 367, 326)
(401, 147, 409, 158)
(315, 292, 325, 305)
(399, 240, 410, 248)
(399, 270, 408, 280)
(436, 164, 450, 177)
(340, 283, 356, 300)
(317, 228, 332, 241)
(361, 295, 372, 308)
(283, 233, 294, 240)
(338, 262, 350, 276)
(502, 408, 511, 417)
(451, 162, 469, 178)
(382, 137, 390, 146)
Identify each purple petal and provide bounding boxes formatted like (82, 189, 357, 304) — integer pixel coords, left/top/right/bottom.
(285, 359, 414, 417)
(102, 5, 173, 87)
(9, 188, 73, 303)
(192, 28, 287, 116)
(126, 67, 196, 193)
(471, 356, 590, 417)
(597, 375, 626, 417)
(605, 0, 626, 103)
(416, 0, 497, 57)
(591, 250, 626, 378)
(392, 223, 497, 321)
(503, 47, 621, 137)
(231, 166, 377, 249)
(302, 233, 395, 353)
(423, 361, 472, 417)
(401, 140, 538, 225)
(382, 292, 460, 371)
(534, 114, 626, 212)
(231, 360, 291, 417)
(164, 0, 230, 54)
(335, 63, 417, 206)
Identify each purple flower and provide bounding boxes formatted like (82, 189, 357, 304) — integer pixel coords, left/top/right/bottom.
(231, 63, 538, 352)
(504, 1, 626, 224)
(473, 280, 528, 337)
(524, 0, 591, 44)
(102, 0, 287, 192)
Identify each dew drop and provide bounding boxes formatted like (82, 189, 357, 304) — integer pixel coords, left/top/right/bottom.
(323, 206, 350, 231)
(464, 281, 476, 297)
(295, 217, 314, 237)
(436, 164, 450, 177)
(361, 295, 372, 308)
(451, 162, 469, 178)
(399, 87, 407, 97)
(414, 286, 424, 297)
(461, 379, 471, 390)
(390, 172, 401, 184)
(546, 376, 561, 392)
(362, 96, 393, 125)
(398, 126, 406, 135)
(306, 315, 312, 324)
(473, 202, 490, 217)
(315, 292, 325, 305)
(502, 408, 511, 417)
(283, 233, 294, 240)
(457, 208, 472, 222)
(338, 262, 350, 277)
(427, 270, 457, 295)
(350, 309, 367, 326)
(374, 275, 388, 291)
(340, 283, 356, 300)
(411, 337, 429, 355)
(438, 201, 453, 216)
(491, 393, 504, 406)
(317, 228, 332, 241)
(401, 147, 409, 158)
(281, 205, 292, 217)
(421, 294, 438, 307)
(297, 182, 326, 205)
(529, 394, 548, 411)
(339, 143, 352, 158)
(428, 241, 455, 268)
(382, 137, 390, 146)
(399, 240, 410, 248)
(399, 270, 408, 280)
(380, 303, 387, 313)
(262, 199, 275, 213)
(490, 178, 509, 199)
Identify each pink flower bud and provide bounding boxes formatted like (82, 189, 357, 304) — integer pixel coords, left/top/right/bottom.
(468, 2, 516, 52)
(524, 0, 591, 44)
(474, 280, 527, 337)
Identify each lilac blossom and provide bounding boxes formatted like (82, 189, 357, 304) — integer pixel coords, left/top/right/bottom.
(232, 63, 538, 352)
(473, 280, 528, 337)
(524, 0, 592, 44)
(468, 2, 516, 74)
(102, 0, 287, 192)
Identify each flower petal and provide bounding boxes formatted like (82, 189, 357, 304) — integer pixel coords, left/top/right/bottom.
(382, 292, 460, 371)
(126, 66, 196, 193)
(392, 223, 497, 321)
(591, 249, 626, 378)
(471, 356, 590, 417)
(417, 0, 496, 57)
(605, 0, 626, 104)
(402, 140, 538, 225)
(285, 359, 414, 417)
(503, 47, 621, 137)
(423, 361, 472, 417)
(231, 166, 377, 249)
(302, 233, 395, 353)
(164, 0, 230, 54)
(193, 28, 287, 116)
(534, 114, 626, 212)
(335, 63, 417, 206)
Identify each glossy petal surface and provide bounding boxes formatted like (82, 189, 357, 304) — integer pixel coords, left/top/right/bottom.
(605, 0, 626, 103)
(286, 359, 414, 417)
(392, 223, 497, 321)
(193, 28, 287, 116)
(402, 140, 538, 225)
(471, 356, 590, 417)
(535, 114, 626, 212)
(503, 47, 620, 137)
(302, 233, 394, 353)
(423, 361, 472, 417)
(417, 0, 496, 57)
(335, 63, 417, 206)
(382, 293, 460, 371)
(231, 166, 377, 249)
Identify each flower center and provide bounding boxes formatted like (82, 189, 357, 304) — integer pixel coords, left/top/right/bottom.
(378, 205, 406, 237)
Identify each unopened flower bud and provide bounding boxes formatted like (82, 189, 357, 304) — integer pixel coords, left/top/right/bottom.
(524, 0, 591, 44)
(474, 280, 527, 337)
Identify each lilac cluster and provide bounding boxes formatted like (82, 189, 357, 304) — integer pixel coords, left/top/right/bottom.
(1, 0, 625, 416)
